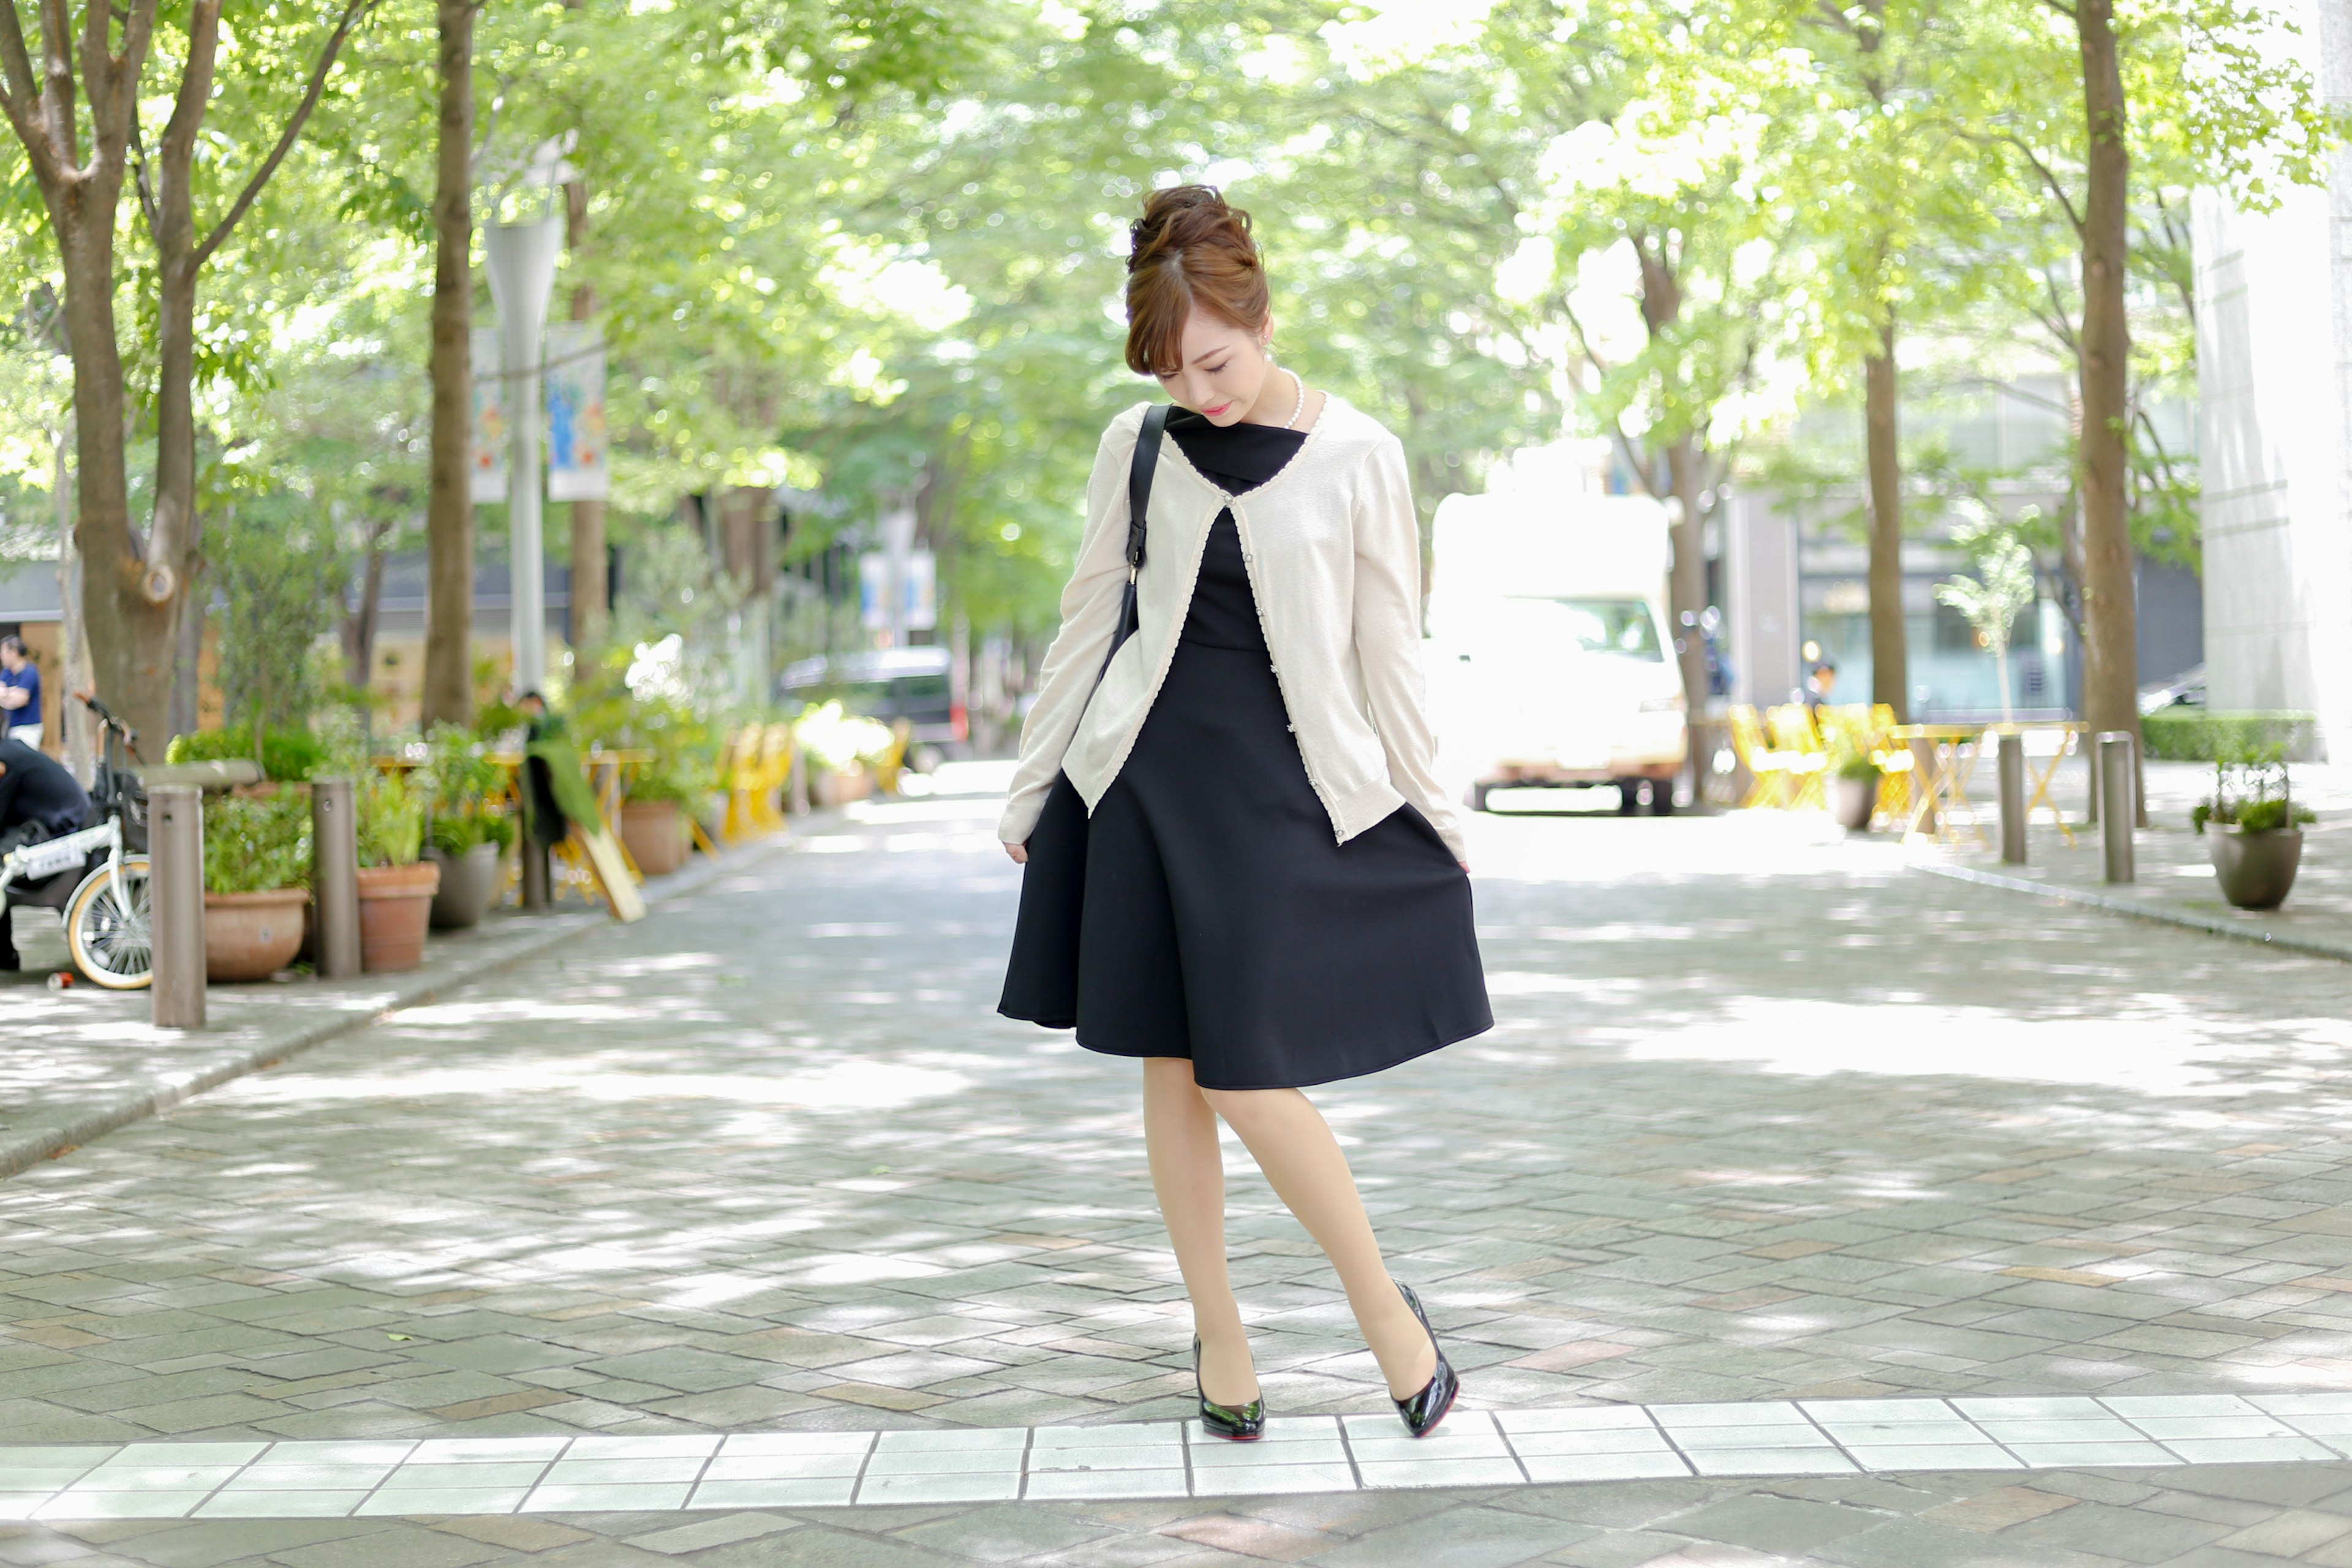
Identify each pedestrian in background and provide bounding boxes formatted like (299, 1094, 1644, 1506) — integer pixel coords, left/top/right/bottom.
(0, 637, 42, 748)
(998, 186, 1490, 1444)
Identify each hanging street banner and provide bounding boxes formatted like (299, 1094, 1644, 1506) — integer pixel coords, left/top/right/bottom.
(469, 328, 507, 503)
(545, 322, 609, 502)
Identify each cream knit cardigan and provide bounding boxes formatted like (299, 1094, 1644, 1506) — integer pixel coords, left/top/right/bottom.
(998, 398, 1466, 863)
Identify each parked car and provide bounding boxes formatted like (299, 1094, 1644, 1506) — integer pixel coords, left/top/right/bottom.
(777, 647, 964, 763)
(1426, 489, 1688, 815)
(2140, 663, 2206, 714)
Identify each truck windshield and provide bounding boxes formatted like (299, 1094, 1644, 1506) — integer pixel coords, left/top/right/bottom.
(1500, 597, 1662, 661)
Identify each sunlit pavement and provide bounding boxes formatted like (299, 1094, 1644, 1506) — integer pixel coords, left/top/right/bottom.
(10, 767, 2352, 1563)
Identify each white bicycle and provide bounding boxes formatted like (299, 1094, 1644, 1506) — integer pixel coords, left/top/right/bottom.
(1, 696, 151, 989)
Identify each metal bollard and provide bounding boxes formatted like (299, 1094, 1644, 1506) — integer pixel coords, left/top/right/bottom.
(1997, 731, 2027, 864)
(149, 785, 205, 1028)
(312, 777, 362, 977)
(2098, 731, 2136, 883)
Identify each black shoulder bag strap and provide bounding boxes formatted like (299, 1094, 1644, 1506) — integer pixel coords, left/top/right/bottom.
(1096, 402, 1171, 685)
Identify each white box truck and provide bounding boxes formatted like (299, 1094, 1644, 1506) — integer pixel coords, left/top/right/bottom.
(1425, 487, 1688, 813)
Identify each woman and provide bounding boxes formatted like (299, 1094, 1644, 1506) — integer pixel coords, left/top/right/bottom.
(998, 186, 1491, 1441)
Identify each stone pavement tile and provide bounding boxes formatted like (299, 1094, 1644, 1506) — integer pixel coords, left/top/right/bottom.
(1293, 1501, 1586, 1567)
(1663, 1493, 1883, 1555)
(2214, 1507, 2352, 1556)
(266, 1526, 511, 1568)
(889, 1502, 1114, 1561)
(1814, 1515, 2129, 1568)
(670, 1521, 966, 1567)
(429, 1517, 597, 1553)
(1157, 1511, 1336, 1561)
(1916, 1483, 2081, 1531)
(2004, 1499, 2235, 1563)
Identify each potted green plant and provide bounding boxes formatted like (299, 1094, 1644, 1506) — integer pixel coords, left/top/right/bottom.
(202, 793, 312, 982)
(794, 700, 894, 808)
(2192, 750, 2316, 910)
(620, 748, 704, 877)
(419, 723, 514, 928)
(354, 768, 439, 970)
(1827, 733, 1881, 831)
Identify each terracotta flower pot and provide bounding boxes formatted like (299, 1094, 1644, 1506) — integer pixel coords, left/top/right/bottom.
(813, 766, 871, 809)
(426, 842, 503, 929)
(203, 888, 309, 982)
(1831, 774, 1879, 831)
(620, 799, 688, 877)
(2210, 827, 2303, 910)
(355, 861, 442, 973)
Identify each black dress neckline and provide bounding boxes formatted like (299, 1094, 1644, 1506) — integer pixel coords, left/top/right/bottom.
(1164, 407, 1306, 496)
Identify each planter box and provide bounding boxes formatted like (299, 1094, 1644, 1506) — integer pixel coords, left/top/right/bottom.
(426, 842, 503, 929)
(204, 888, 307, 982)
(620, 799, 689, 878)
(2209, 827, 2303, 910)
(356, 861, 442, 973)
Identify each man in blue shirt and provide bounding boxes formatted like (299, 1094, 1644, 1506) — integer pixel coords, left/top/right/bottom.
(0, 636, 42, 747)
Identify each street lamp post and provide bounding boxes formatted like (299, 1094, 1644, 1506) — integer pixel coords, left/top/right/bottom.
(484, 209, 564, 696)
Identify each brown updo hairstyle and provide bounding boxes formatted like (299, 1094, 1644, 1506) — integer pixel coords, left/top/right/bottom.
(1124, 185, 1270, 377)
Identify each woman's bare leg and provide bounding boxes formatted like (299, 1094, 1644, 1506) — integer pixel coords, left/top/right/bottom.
(1143, 1057, 1257, 1404)
(1202, 1086, 1437, 1400)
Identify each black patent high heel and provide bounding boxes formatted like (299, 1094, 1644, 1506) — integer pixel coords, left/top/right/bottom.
(1392, 1281, 1458, 1438)
(1193, 1333, 1265, 1441)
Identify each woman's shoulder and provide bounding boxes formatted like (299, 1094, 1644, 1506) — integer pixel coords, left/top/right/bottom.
(1098, 402, 1153, 445)
(1308, 396, 1406, 468)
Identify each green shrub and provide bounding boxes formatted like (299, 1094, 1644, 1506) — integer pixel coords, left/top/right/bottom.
(356, 770, 425, 867)
(203, 794, 312, 894)
(430, 809, 516, 856)
(168, 725, 326, 782)
(2144, 709, 2318, 763)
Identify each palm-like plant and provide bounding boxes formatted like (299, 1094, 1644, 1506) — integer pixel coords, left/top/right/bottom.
(1935, 533, 2038, 725)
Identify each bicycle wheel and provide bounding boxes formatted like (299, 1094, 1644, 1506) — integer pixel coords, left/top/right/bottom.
(65, 855, 153, 989)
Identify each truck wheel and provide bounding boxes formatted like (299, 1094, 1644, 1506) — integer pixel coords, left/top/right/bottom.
(1616, 780, 1641, 815)
(1649, 785, 1678, 816)
(1468, 782, 1493, 813)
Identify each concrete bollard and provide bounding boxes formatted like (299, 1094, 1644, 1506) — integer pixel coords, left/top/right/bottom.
(2098, 731, 2136, 883)
(312, 777, 362, 977)
(1997, 731, 2027, 865)
(149, 785, 205, 1029)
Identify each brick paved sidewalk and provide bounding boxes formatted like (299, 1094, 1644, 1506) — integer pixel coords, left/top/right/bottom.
(0, 832, 793, 1179)
(7, 778, 2352, 1564)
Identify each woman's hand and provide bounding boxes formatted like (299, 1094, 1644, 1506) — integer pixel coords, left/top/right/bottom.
(1006, 842, 1029, 865)
(1458, 860, 1470, 873)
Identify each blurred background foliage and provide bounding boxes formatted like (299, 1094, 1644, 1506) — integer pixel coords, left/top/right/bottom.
(0, 0, 2328, 737)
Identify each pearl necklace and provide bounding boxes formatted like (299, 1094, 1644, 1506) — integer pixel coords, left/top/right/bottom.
(1283, 368, 1305, 431)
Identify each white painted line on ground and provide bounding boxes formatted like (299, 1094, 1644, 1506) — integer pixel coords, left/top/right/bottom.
(7, 1393, 2351, 1520)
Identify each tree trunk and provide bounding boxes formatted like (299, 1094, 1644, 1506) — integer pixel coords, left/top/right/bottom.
(2075, 0, 2141, 811)
(563, 176, 606, 655)
(1661, 435, 1712, 719)
(1864, 320, 1909, 722)
(51, 424, 94, 784)
(421, 0, 477, 726)
(343, 529, 391, 690)
(52, 192, 168, 755)
(170, 552, 205, 739)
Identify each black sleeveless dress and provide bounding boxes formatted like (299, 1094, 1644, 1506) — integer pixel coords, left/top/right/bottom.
(998, 410, 1491, 1091)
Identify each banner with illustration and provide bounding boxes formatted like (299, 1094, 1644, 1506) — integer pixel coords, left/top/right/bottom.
(544, 322, 609, 501)
(469, 328, 507, 503)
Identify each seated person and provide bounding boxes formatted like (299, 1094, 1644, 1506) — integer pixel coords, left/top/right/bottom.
(0, 737, 93, 971)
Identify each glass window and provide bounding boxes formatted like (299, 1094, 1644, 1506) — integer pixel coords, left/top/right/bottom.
(1498, 597, 1663, 661)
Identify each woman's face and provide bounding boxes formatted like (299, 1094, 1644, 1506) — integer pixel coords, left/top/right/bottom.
(1155, 309, 1279, 426)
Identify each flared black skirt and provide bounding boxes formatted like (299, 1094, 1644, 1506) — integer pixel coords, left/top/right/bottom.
(999, 636, 1491, 1090)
